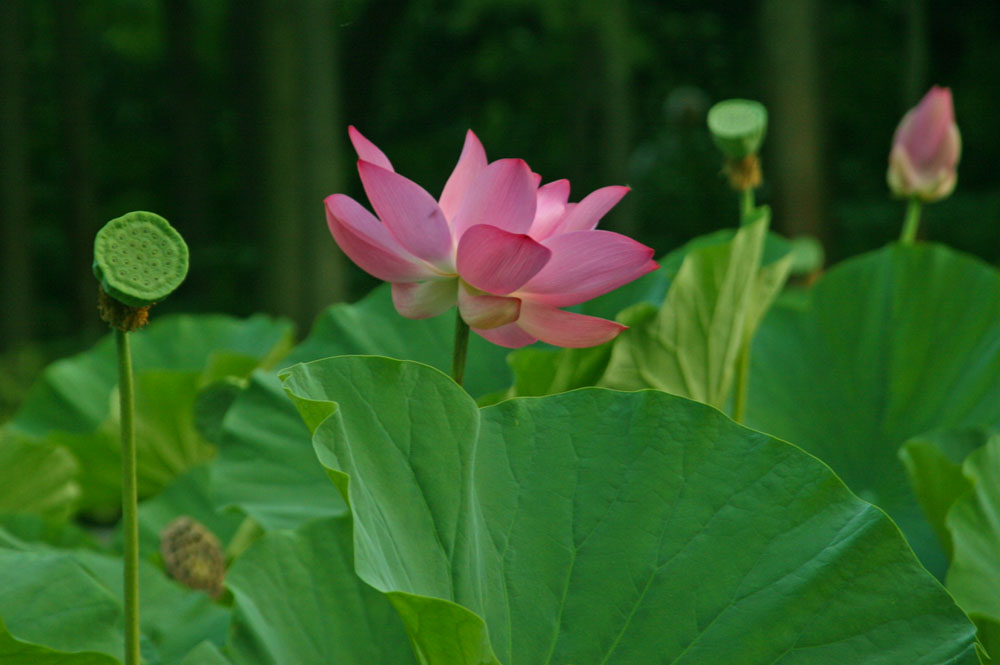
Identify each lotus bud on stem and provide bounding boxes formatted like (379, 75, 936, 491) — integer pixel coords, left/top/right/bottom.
(887, 86, 961, 245)
(93, 211, 188, 665)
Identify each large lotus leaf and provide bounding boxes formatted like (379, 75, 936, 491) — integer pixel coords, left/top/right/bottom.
(0, 530, 230, 665)
(900, 428, 992, 557)
(0, 429, 79, 518)
(180, 641, 231, 665)
(10, 314, 293, 437)
(0, 513, 102, 550)
(282, 356, 976, 665)
(748, 243, 1000, 576)
(49, 370, 217, 515)
(946, 435, 1000, 647)
(283, 283, 511, 397)
(210, 371, 346, 531)
(0, 617, 118, 665)
(0, 545, 123, 663)
(3, 315, 293, 517)
(224, 516, 417, 665)
(600, 212, 792, 410)
(74, 550, 230, 665)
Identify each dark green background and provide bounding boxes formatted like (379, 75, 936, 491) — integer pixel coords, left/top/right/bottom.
(1, 0, 997, 358)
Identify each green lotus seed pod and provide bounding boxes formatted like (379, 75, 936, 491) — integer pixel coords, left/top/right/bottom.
(707, 99, 768, 160)
(93, 211, 188, 307)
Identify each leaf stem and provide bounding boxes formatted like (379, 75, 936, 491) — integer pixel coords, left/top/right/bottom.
(733, 336, 751, 423)
(740, 187, 755, 223)
(733, 185, 762, 422)
(451, 310, 470, 387)
(899, 197, 922, 244)
(116, 329, 140, 665)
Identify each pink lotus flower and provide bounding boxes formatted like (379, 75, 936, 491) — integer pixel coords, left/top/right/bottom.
(887, 86, 961, 202)
(325, 127, 658, 348)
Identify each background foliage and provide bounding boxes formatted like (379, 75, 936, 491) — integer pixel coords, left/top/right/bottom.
(1, 0, 999, 391)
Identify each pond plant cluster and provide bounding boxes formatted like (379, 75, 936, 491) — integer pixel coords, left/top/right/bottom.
(1, 87, 997, 665)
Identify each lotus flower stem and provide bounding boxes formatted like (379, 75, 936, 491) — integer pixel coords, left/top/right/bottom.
(899, 197, 922, 245)
(451, 311, 470, 386)
(115, 328, 140, 665)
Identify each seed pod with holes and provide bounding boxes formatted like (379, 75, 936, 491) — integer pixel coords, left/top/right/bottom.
(707, 99, 768, 160)
(93, 211, 189, 308)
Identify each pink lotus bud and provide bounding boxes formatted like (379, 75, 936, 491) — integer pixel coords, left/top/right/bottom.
(887, 86, 961, 202)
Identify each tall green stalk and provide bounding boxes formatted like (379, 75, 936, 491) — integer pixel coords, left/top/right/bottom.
(451, 310, 470, 387)
(732, 186, 756, 422)
(116, 328, 140, 665)
(94, 211, 188, 665)
(899, 197, 922, 244)
(733, 336, 751, 423)
(740, 187, 755, 223)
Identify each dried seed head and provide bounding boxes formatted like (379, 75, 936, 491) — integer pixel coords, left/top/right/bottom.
(160, 516, 225, 598)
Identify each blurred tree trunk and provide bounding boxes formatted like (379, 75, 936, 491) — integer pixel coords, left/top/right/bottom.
(55, 0, 100, 335)
(0, 0, 33, 349)
(298, 0, 348, 314)
(570, 1, 635, 235)
(254, 0, 347, 329)
(163, 0, 210, 241)
(904, 0, 928, 103)
(592, 0, 635, 235)
(760, 0, 828, 245)
(260, 1, 306, 325)
(228, 0, 265, 314)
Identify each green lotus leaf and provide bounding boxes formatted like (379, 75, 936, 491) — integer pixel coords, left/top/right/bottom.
(0, 513, 101, 551)
(0, 546, 122, 663)
(282, 356, 976, 665)
(0, 429, 79, 518)
(74, 550, 230, 665)
(0, 531, 230, 665)
(748, 243, 1000, 576)
(3, 314, 293, 517)
(211, 280, 525, 531)
(224, 516, 416, 665)
(600, 210, 793, 410)
(211, 371, 346, 531)
(946, 434, 1000, 655)
(900, 427, 992, 557)
(180, 641, 231, 665)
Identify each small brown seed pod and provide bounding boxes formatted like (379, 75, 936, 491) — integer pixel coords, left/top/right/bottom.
(159, 516, 226, 599)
